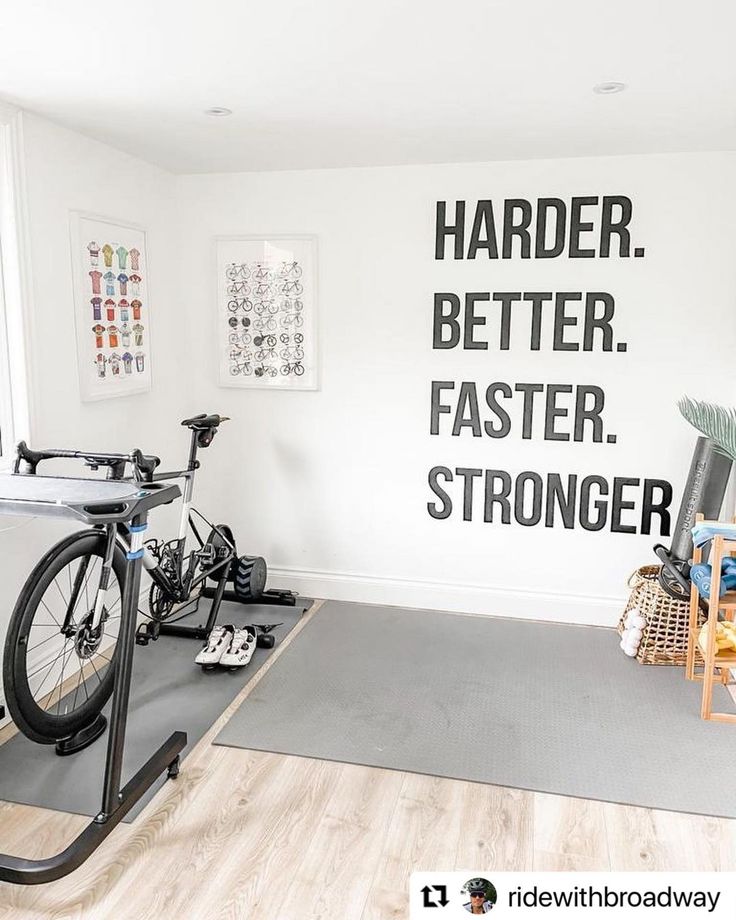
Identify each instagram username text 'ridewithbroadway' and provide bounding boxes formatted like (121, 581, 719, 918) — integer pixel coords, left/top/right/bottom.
(509, 884, 720, 912)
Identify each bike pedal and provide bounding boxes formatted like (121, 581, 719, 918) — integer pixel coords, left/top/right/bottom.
(135, 622, 160, 646)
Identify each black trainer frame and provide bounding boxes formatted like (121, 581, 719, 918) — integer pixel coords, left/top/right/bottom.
(0, 471, 186, 885)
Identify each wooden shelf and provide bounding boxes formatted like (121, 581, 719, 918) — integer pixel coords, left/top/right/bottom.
(686, 517, 736, 720)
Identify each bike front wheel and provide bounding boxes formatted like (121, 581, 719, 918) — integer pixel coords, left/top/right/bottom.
(3, 529, 127, 744)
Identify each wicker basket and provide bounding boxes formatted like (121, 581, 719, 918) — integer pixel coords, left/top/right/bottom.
(617, 564, 704, 666)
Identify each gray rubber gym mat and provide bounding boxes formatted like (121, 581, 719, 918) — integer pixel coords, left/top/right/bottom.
(0, 598, 310, 821)
(214, 600, 736, 819)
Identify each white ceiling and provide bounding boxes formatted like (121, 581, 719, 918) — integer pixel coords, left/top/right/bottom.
(1, 0, 734, 174)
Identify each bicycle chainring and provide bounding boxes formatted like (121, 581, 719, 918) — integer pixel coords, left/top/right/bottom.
(148, 581, 176, 622)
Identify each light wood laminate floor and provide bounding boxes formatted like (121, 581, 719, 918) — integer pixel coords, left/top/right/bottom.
(0, 600, 733, 919)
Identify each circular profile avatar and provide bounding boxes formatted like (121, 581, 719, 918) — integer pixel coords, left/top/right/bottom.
(462, 878, 497, 914)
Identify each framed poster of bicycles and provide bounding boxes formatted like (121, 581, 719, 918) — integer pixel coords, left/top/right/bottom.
(70, 211, 152, 401)
(216, 235, 319, 390)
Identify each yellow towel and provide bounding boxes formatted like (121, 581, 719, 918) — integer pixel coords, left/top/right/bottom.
(698, 621, 736, 657)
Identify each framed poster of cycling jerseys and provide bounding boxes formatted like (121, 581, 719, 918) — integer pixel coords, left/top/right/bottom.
(70, 212, 152, 401)
(215, 235, 319, 390)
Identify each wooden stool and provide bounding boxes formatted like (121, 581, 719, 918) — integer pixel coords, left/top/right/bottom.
(685, 513, 736, 722)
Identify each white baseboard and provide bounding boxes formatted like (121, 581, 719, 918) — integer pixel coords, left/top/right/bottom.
(268, 566, 626, 627)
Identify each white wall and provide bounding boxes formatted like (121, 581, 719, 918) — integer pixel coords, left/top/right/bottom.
(176, 153, 736, 625)
(19, 112, 188, 449)
(3, 126, 735, 656)
(0, 112, 185, 711)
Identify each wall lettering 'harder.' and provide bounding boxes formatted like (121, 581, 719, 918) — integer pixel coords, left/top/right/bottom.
(426, 197, 672, 534)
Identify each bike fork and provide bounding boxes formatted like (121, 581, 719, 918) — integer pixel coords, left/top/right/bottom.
(88, 525, 117, 631)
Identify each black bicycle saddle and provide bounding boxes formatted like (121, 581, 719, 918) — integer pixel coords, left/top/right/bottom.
(180, 413, 230, 431)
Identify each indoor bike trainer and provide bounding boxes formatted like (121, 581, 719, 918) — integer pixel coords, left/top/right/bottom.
(132, 413, 302, 646)
(0, 413, 307, 884)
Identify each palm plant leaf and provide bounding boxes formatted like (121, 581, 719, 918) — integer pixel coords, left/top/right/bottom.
(678, 396, 736, 462)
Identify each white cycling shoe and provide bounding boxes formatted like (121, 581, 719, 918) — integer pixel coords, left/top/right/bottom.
(219, 626, 257, 669)
(195, 624, 235, 667)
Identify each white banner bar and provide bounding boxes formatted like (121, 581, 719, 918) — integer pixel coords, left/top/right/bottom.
(410, 872, 736, 918)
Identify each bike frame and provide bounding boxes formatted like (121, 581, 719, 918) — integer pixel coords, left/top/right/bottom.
(14, 427, 235, 634)
(112, 429, 236, 621)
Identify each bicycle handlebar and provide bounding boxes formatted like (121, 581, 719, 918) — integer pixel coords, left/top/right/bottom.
(15, 413, 228, 480)
(14, 441, 161, 482)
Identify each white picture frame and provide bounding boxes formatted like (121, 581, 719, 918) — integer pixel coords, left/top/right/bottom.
(69, 211, 153, 401)
(215, 235, 319, 390)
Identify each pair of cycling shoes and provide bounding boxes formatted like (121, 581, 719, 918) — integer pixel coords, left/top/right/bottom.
(195, 624, 257, 670)
(690, 556, 736, 599)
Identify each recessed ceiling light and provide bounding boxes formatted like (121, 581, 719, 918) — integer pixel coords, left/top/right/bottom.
(205, 107, 232, 117)
(593, 82, 627, 95)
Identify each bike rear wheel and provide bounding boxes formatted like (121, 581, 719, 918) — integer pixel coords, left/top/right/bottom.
(3, 529, 127, 744)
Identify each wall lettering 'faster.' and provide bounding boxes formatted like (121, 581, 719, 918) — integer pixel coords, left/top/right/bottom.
(427, 197, 672, 535)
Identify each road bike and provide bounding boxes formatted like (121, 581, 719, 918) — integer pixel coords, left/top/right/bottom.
(279, 280, 303, 297)
(2, 414, 264, 747)
(282, 313, 304, 327)
(251, 264, 271, 282)
(254, 364, 278, 378)
(225, 263, 250, 281)
(255, 346, 278, 361)
(229, 345, 253, 361)
(227, 281, 251, 297)
(277, 261, 302, 279)
(228, 298, 253, 313)
(279, 332, 304, 345)
(280, 346, 304, 360)
(253, 281, 273, 298)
